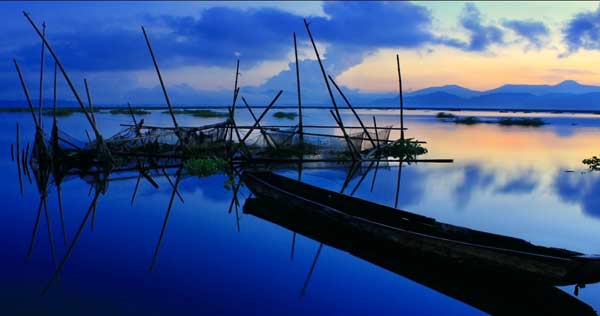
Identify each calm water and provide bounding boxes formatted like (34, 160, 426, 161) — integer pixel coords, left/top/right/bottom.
(3, 108, 600, 315)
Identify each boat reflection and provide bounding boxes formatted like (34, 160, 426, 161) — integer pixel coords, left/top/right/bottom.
(243, 197, 597, 315)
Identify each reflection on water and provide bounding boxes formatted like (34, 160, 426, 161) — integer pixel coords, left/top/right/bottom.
(3, 109, 600, 315)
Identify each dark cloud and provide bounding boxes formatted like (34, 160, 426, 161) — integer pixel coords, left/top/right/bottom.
(562, 5, 600, 55)
(457, 3, 504, 51)
(502, 19, 549, 49)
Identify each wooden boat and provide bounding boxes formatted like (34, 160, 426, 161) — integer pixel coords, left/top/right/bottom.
(242, 171, 600, 286)
(244, 197, 598, 316)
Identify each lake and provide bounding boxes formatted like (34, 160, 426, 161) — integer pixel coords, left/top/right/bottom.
(2, 107, 600, 315)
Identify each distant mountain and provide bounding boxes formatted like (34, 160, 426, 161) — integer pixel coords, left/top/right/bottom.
(485, 80, 600, 96)
(406, 84, 482, 98)
(375, 80, 600, 111)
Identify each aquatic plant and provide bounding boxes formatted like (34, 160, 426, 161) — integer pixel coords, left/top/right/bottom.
(184, 157, 227, 176)
(109, 108, 151, 115)
(497, 118, 545, 127)
(273, 111, 298, 120)
(377, 138, 428, 159)
(454, 116, 481, 125)
(164, 109, 228, 118)
(436, 112, 456, 119)
(583, 156, 600, 171)
(42, 107, 100, 117)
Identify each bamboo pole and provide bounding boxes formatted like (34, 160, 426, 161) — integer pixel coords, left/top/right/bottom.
(299, 243, 323, 298)
(23, 12, 102, 140)
(242, 97, 277, 149)
(27, 199, 43, 258)
(14, 59, 40, 130)
(394, 158, 403, 209)
(329, 110, 360, 158)
(228, 106, 251, 158)
(149, 169, 182, 272)
(294, 32, 303, 147)
(38, 22, 46, 129)
(84, 79, 96, 125)
(42, 186, 102, 295)
(16, 123, 23, 195)
(304, 19, 356, 160)
(373, 116, 381, 148)
(53, 63, 57, 125)
(328, 75, 376, 148)
(141, 26, 179, 130)
(241, 90, 283, 142)
(397, 54, 405, 141)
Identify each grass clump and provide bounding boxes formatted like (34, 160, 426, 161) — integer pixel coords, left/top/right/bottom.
(110, 108, 151, 115)
(497, 117, 545, 127)
(42, 107, 100, 117)
(583, 156, 600, 171)
(273, 111, 298, 120)
(436, 112, 456, 119)
(377, 138, 428, 160)
(184, 157, 227, 176)
(454, 116, 481, 125)
(165, 109, 228, 118)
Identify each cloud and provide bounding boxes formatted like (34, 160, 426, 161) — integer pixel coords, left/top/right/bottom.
(457, 3, 504, 51)
(554, 171, 600, 219)
(562, 5, 600, 56)
(502, 19, 549, 49)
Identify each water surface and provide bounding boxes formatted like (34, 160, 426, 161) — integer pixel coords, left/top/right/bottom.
(2, 108, 600, 315)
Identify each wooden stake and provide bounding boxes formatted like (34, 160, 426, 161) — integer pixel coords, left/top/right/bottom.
(294, 32, 303, 147)
(14, 59, 40, 130)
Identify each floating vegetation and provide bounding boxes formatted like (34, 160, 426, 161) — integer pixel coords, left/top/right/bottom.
(436, 112, 456, 119)
(454, 116, 481, 125)
(164, 109, 228, 118)
(377, 138, 428, 159)
(43, 108, 100, 117)
(273, 111, 298, 120)
(498, 118, 545, 127)
(109, 108, 151, 115)
(0, 107, 35, 113)
(184, 157, 228, 176)
(583, 156, 600, 171)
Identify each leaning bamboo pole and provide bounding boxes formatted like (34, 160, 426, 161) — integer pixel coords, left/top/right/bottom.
(304, 19, 357, 161)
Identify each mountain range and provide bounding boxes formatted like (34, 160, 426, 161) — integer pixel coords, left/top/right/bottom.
(375, 80, 600, 110)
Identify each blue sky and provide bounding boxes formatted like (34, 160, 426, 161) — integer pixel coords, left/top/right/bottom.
(3, 1, 600, 105)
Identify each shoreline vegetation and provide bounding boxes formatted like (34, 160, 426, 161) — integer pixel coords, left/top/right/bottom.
(435, 112, 545, 127)
(272, 111, 298, 120)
